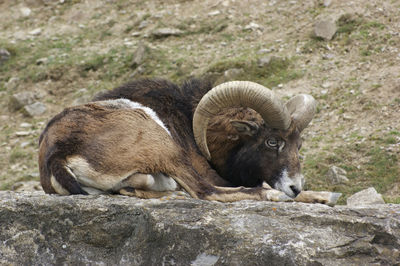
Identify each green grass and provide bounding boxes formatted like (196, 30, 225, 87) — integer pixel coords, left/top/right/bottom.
(206, 55, 303, 88)
(303, 133, 400, 204)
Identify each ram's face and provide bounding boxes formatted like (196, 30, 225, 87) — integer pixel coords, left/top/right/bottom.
(224, 120, 304, 198)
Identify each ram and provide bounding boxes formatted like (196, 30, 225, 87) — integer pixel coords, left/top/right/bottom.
(40, 80, 339, 204)
(94, 80, 316, 197)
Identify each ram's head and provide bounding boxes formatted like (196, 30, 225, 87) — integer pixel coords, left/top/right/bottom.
(193, 81, 317, 198)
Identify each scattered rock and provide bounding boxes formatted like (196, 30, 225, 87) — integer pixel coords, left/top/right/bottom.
(131, 42, 148, 68)
(36, 57, 48, 65)
(29, 28, 42, 36)
(326, 166, 349, 184)
(208, 10, 221, 16)
(257, 48, 273, 54)
(224, 68, 244, 80)
(152, 28, 184, 38)
(129, 65, 146, 78)
(0, 48, 11, 65)
(11, 181, 43, 193)
(5, 77, 20, 91)
(13, 31, 28, 40)
(20, 7, 32, 17)
(19, 122, 32, 128)
(244, 22, 263, 31)
(72, 95, 91, 106)
(8, 91, 36, 111)
(257, 55, 282, 67)
(314, 18, 337, 40)
(347, 187, 386, 206)
(20, 141, 31, 148)
(0, 192, 399, 265)
(23, 102, 47, 117)
(323, 0, 332, 7)
(138, 20, 148, 30)
(15, 131, 32, 136)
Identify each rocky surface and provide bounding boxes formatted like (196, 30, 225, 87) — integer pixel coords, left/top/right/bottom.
(0, 191, 399, 265)
(326, 165, 349, 184)
(347, 187, 386, 206)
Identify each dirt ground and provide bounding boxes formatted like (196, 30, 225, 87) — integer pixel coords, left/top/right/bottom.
(0, 0, 399, 203)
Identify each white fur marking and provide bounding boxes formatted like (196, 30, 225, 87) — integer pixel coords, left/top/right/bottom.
(148, 173, 178, 191)
(274, 169, 304, 198)
(50, 175, 70, 195)
(66, 156, 135, 191)
(96, 99, 171, 136)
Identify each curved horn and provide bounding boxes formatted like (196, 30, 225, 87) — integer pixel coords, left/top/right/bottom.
(285, 94, 317, 133)
(193, 81, 291, 160)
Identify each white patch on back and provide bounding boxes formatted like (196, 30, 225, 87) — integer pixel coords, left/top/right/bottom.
(95, 99, 171, 136)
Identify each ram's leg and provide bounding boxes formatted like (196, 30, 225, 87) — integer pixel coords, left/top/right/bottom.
(119, 187, 173, 198)
(202, 186, 293, 202)
(294, 191, 342, 206)
(116, 173, 179, 199)
(190, 151, 232, 187)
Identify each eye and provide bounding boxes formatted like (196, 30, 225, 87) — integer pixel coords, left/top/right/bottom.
(266, 138, 278, 148)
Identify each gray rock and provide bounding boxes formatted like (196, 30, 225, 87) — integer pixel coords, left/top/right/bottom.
(323, 0, 332, 7)
(152, 27, 184, 38)
(244, 22, 263, 31)
(29, 28, 42, 36)
(5, 77, 20, 91)
(20, 7, 32, 17)
(72, 95, 91, 106)
(11, 181, 43, 193)
(131, 42, 148, 68)
(0, 191, 399, 265)
(347, 187, 386, 206)
(224, 68, 244, 80)
(326, 166, 349, 184)
(0, 48, 11, 65)
(23, 102, 47, 117)
(8, 91, 35, 111)
(257, 56, 282, 67)
(314, 19, 337, 40)
(36, 57, 48, 65)
(138, 20, 148, 30)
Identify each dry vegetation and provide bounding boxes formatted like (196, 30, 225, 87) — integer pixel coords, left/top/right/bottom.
(0, 0, 399, 204)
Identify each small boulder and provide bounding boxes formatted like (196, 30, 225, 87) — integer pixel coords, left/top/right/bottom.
(224, 68, 244, 80)
(9, 91, 35, 111)
(347, 187, 385, 206)
(152, 28, 184, 38)
(131, 42, 148, 68)
(0, 48, 11, 65)
(326, 166, 349, 184)
(20, 7, 32, 17)
(11, 181, 43, 193)
(29, 28, 42, 36)
(314, 19, 337, 40)
(257, 56, 283, 67)
(5, 77, 20, 91)
(23, 102, 47, 117)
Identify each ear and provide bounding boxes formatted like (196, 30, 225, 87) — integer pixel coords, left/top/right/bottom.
(230, 120, 259, 136)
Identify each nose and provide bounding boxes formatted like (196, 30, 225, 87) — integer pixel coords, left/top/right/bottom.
(290, 185, 301, 197)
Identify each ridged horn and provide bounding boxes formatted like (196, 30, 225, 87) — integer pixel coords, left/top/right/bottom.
(193, 81, 291, 160)
(285, 94, 317, 133)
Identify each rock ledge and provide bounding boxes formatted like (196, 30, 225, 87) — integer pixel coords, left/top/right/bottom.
(0, 191, 399, 265)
